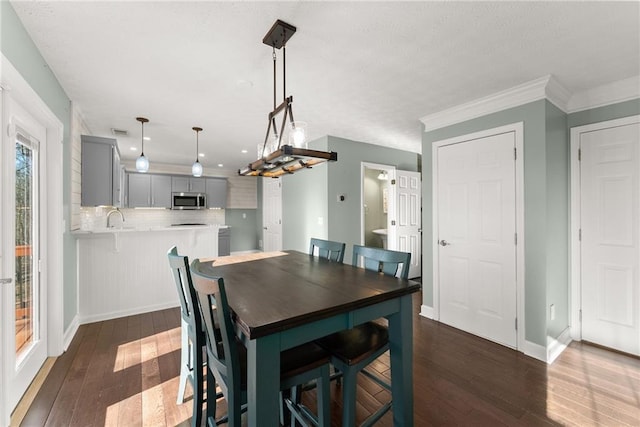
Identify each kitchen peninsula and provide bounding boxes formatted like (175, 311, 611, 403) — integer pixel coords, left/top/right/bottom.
(74, 224, 225, 324)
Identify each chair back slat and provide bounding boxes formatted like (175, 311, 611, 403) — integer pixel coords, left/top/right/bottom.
(167, 246, 198, 325)
(352, 244, 411, 279)
(309, 238, 346, 263)
(190, 259, 242, 394)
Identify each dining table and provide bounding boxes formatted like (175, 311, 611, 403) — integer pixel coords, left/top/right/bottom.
(198, 250, 421, 426)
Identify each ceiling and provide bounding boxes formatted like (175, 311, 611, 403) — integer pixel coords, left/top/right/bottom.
(10, 1, 640, 173)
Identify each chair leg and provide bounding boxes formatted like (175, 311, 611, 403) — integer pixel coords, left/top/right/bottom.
(205, 368, 217, 426)
(191, 339, 203, 427)
(316, 366, 331, 427)
(177, 319, 190, 404)
(341, 367, 358, 427)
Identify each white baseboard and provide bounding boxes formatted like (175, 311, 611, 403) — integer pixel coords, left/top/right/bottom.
(547, 327, 572, 364)
(63, 315, 80, 351)
(79, 301, 180, 325)
(523, 340, 547, 363)
(419, 304, 434, 319)
(231, 249, 261, 255)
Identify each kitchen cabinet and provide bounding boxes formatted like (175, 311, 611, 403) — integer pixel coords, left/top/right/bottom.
(81, 135, 123, 207)
(206, 177, 228, 208)
(172, 176, 206, 193)
(127, 173, 172, 208)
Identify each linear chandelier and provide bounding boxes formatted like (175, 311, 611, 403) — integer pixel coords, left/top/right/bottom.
(238, 19, 337, 178)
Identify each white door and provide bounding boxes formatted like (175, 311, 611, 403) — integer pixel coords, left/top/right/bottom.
(392, 170, 422, 278)
(1, 98, 48, 414)
(437, 131, 517, 348)
(263, 178, 282, 252)
(580, 121, 640, 355)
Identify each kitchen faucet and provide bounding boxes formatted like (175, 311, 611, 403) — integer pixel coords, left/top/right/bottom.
(106, 208, 125, 228)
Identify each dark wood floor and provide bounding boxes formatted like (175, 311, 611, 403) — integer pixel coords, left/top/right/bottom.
(20, 292, 640, 426)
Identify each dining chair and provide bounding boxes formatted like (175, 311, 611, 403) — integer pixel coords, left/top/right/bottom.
(309, 238, 346, 263)
(190, 259, 332, 427)
(316, 244, 411, 427)
(167, 246, 204, 427)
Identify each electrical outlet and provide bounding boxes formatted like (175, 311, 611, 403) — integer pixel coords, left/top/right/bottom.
(550, 304, 556, 321)
(258, 239, 263, 249)
(242, 213, 246, 219)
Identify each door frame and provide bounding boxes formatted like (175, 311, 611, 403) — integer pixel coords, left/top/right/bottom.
(431, 122, 525, 350)
(360, 162, 396, 248)
(569, 114, 640, 341)
(1, 54, 64, 423)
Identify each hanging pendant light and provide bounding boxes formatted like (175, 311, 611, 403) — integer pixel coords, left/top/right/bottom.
(238, 19, 337, 178)
(192, 126, 203, 177)
(135, 117, 150, 173)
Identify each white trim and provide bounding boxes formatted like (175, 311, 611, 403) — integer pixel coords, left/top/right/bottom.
(79, 301, 180, 325)
(420, 75, 570, 132)
(567, 76, 640, 113)
(569, 115, 640, 341)
(431, 122, 525, 351)
(523, 340, 547, 363)
(547, 327, 572, 364)
(419, 304, 434, 319)
(63, 315, 80, 351)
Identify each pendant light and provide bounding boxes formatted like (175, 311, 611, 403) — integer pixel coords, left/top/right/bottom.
(238, 19, 337, 178)
(135, 117, 150, 173)
(192, 126, 203, 177)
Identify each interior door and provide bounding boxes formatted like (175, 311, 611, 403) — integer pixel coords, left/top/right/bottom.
(393, 170, 422, 278)
(1, 98, 47, 414)
(437, 131, 517, 348)
(580, 121, 640, 355)
(263, 178, 282, 252)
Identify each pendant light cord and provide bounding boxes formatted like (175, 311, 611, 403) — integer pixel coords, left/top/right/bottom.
(141, 121, 145, 155)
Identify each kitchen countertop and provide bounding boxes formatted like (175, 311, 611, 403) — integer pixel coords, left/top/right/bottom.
(72, 223, 228, 236)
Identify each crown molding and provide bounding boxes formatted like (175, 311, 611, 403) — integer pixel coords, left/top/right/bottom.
(420, 75, 571, 132)
(567, 75, 640, 113)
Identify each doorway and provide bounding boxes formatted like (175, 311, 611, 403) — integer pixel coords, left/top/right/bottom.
(361, 163, 422, 278)
(432, 123, 524, 349)
(570, 115, 640, 356)
(262, 178, 283, 252)
(1, 56, 64, 424)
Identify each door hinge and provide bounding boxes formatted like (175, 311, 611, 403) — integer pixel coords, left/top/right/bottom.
(515, 318, 518, 331)
(579, 309, 582, 322)
(514, 147, 517, 160)
(514, 233, 517, 245)
(578, 228, 582, 241)
(391, 179, 396, 185)
(578, 148, 581, 161)
(38, 259, 42, 273)
(391, 220, 396, 226)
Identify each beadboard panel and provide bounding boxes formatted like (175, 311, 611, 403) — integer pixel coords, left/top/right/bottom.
(78, 227, 218, 323)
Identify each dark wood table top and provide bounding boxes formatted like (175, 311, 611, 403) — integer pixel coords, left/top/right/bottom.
(199, 250, 421, 339)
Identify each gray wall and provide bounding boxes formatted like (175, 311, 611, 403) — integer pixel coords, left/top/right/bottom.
(568, 98, 640, 128)
(1, 2, 76, 331)
(225, 209, 259, 252)
(325, 136, 419, 262)
(282, 137, 329, 253)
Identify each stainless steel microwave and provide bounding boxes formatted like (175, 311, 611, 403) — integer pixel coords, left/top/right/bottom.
(172, 192, 206, 210)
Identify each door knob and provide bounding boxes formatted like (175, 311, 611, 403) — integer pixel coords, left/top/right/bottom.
(263, 227, 268, 230)
(439, 240, 450, 246)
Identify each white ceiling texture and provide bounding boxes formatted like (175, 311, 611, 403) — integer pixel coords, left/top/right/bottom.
(10, 1, 640, 172)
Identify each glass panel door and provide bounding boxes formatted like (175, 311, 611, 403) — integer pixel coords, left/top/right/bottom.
(14, 133, 39, 361)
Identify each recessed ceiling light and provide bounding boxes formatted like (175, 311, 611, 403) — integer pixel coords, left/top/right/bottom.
(143, 136, 150, 141)
(236, 79, 253, 88)
(218, 163, 224, 167)
(130, 147, 138, 151)
(241, 149, 248, 154)
(199, 153, 205, 157)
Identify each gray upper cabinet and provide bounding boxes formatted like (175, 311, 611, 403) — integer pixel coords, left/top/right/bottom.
(206, 177, 228, 208)
(172, 176, 206, 193)
(81, 135, 122, 207)
(127, 173, 172, 208)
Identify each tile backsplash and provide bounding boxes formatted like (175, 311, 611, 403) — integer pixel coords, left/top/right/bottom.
(80, 207, 225, 230)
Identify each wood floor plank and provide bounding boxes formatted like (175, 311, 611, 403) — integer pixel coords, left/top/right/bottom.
(20, 292, 640, 426)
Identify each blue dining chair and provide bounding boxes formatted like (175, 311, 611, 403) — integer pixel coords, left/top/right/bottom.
(309, 238, 346, 263)
(316, 244, 411, 426)
(190, 259, 332, 427)
(167, 246, 204, 427)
